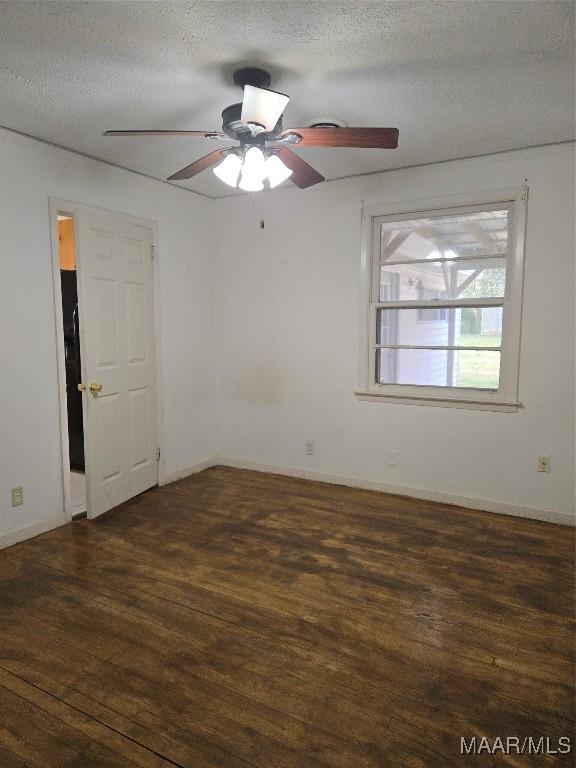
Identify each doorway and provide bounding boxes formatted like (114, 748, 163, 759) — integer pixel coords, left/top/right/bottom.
(58, 212, 87, 517)
(51, 201, 159, 521)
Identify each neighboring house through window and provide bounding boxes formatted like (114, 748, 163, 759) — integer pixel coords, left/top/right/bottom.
(358, 189, 527, 410)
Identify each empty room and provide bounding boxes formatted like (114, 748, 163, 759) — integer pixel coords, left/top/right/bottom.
(0, 1, 574, 765)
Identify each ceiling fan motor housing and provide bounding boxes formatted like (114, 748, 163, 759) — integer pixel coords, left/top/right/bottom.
(221, 102, 283, 141)
(232, 67, 272, 90)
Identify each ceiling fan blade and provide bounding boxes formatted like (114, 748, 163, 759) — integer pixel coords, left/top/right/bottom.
(241, 85, 290, 132)
(280, 127, 399, 148)
(167, 149, 226, 181)
(275, 147, 325, 189)
(104, 130, 224, 137)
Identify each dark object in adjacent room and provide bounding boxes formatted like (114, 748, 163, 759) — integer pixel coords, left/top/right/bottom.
(60, 270, 84, 470)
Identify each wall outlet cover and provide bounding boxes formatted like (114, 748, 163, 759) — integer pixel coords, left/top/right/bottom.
(537, 456, 551, 473)
(11, 486, 24, 507)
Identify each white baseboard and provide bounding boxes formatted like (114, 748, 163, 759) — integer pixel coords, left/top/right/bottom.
(215, 456, 575, 527)
(2, 459, 570, 555)
(159, 458, 217, 486)
(0, 514, 67, 552)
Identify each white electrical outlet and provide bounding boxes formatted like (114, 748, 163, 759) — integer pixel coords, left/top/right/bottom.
(11, 486, 23, 507)
(537, 455, 551, 473)
(388, 450, 399, 467)
(305, 440, 315, 455)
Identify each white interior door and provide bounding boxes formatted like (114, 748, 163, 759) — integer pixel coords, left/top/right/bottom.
(76, 208, 158, 519)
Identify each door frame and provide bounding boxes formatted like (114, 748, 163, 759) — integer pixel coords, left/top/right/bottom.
(49, 197, 163, 521)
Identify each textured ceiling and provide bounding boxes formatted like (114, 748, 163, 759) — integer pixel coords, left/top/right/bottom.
(0, 1, 574, 198)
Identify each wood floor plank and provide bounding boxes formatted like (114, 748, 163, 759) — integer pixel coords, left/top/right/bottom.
(0, 665, 256, 768)
(1, 564, 571, 734)
(1, 466, 573, 767)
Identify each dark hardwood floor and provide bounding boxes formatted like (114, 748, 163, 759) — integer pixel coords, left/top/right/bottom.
(0, 466, 573, 767)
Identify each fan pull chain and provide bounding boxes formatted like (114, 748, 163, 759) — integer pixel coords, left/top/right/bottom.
(259, 190, 264, 229)
(253, 191, 265, 229)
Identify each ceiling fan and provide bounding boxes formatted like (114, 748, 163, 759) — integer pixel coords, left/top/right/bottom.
(104, 68, 399, 191)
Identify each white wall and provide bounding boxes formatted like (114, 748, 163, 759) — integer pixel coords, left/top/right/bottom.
(213, 144, 575, 523)
(1, 135, 573, 547)
(0, 128, 217, 546)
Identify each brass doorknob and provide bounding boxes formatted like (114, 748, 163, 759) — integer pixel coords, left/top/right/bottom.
(89, 383, 103, 393)
(77, 383, 87, 392)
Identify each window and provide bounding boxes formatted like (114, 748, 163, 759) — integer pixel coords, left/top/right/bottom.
(358, 190, 527, 410)
(416, 283, 448, 322)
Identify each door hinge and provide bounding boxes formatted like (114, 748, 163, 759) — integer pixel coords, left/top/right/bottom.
(156, 446, 161, 461)
(151, 245, 156, 260)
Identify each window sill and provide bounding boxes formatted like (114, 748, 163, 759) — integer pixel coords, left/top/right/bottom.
(354, 391, 521, 412)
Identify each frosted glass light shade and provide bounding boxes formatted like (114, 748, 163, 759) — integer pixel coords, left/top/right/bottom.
(242, 146, 266, 179)
(238, 175, 264, 192)
(239, 147, 265, 192)
(239, 146, 266, 191)
(213, 153, 242, 187)
(265, 154, 293, 188)
(241, 85, 290, 132)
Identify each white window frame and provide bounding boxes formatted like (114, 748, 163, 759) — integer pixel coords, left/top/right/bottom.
(356, 188, 527, 411)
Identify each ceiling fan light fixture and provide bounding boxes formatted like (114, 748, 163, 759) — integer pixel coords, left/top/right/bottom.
(104, 70, 398, 192)
(265, 154, 293, 188)
(241, 85, 290, 133)
(212, 152, 242, 187)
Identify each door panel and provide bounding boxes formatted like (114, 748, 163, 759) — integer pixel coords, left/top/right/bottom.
(126, 283, 147, 363)
(93, 278, 118, 366)
(129, 389, 149, 462)
(76, 210, 157, 519)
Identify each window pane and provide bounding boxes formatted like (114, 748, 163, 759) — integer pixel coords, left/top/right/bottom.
(379, 209, 509, 264)
(376, 348, 501, 389)
(379, 258, 506, 302)
(376, 307, 503, 347)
